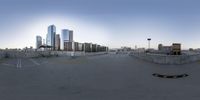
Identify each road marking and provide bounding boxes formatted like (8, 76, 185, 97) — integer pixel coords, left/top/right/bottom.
(29, 59, 40, 66)
(2, 63, 14, 67)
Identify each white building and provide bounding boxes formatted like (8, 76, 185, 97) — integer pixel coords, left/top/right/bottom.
(55, 34, 60, 50)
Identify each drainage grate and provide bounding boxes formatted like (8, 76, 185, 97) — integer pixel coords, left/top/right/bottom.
(152, 73, 188, 79)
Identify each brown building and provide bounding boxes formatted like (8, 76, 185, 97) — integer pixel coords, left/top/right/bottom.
(63, 41, 108, 52)
(158, 43, 181, 55)
(172, 43, 181, 55)
(64, 42, 73, 51)
(84, 43, 92, 52)
(55, 34, 60, 50)
(74, 42, 79, 51)
(92, 44, 97, 52)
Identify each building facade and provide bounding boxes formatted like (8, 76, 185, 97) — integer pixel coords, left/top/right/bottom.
(64, 41, 73, 51)
(172, 43, 181, 55)
(158, 43, 181, 55)
(69, 30, 73, 42)
(61, 29, 73, 50)
(158, 44, 172, 55)
(55, 34, 60, 50)
(46, 25, 56, 50)
(36, 36, 42, 49)
(92, 44, 97, 52)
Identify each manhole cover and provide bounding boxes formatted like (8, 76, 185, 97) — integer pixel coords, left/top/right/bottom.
(152, 73, 188, 79)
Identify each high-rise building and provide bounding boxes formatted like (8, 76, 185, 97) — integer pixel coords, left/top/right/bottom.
(64, 42, 73, 51)
(61, 29, 68, 50)
(36, 35, 42, 49)
(55, 34, 60, 50)
(46, 25, 56, 50)
(43, 39, 45, 45)
(61, 29, 73, 50)
(69, 30, 73, 42)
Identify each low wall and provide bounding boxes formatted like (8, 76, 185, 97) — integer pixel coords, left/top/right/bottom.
(0, 51, 108, 58)
(51, 51, 84, 57)
(130, 52, 200, 64)
(0, 51, 4, 59)
(85, 52, 108, 56)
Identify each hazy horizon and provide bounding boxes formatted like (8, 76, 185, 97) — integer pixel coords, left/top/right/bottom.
(1, 0, 200, 49)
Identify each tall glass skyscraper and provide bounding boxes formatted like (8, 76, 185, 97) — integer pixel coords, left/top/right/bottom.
(36, 35, 42, 49)
(69, 30, 73, 42)
(61, 29, 73, 50)
(46, 25, 56, 50)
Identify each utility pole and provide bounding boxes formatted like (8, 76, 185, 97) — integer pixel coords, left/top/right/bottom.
(147, 38, 151, 49)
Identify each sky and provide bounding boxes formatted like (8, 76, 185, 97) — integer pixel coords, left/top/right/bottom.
(1, 0, 200, 49)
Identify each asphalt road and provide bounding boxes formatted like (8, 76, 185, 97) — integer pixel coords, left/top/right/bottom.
(0, 54, 200, 100)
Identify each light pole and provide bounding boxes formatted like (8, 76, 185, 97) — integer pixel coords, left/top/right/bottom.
(147, 38, 151, 49)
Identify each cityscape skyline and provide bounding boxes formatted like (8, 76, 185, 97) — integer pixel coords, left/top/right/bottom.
(1, 1, 200, 99)
(36, 24, 108, 52)
(1, 0, 200, 49)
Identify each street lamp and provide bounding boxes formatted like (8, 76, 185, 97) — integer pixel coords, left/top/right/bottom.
(147, 38, 151, 49)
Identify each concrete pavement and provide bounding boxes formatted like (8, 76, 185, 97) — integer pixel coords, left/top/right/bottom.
(0, 54, 200, 100)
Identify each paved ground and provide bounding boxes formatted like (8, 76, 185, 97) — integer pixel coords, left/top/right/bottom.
(0, 54, 200, 100)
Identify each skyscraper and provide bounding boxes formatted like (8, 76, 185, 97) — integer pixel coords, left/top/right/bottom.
(69, 30, 73, 42)
(61, 29, 73, 50)
(36, 35, 42, 49)
(46, 25, 56, 50)
(55, 34, 60, 50)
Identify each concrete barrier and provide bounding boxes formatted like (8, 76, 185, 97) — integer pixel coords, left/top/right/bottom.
(0, 51, 3, 59)
(85, 52, 108, 56)
(130, 52, 200, 64)
(0, 51, 108, 59)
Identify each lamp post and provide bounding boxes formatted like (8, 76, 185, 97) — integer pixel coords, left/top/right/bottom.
(147, 38, 151, 49)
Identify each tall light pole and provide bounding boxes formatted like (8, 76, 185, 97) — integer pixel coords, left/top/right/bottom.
(147, 38, 151, 49)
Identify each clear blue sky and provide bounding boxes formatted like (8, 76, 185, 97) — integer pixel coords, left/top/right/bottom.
(1, 0, 200, 49)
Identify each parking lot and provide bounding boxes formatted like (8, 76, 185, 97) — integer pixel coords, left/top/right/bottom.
(0, 54, 200, 100)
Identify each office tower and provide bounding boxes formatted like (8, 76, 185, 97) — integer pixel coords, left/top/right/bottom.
(61, 29, 68, 50)
(43, 39, 45, 45)
(36, 35, 42, 49)
(46, 25, 56, 50)
(69, 30, 73, 42)
(55, 34, 60, 50)
(61, 29, 73, 50)
(64, 42, 73, 51)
